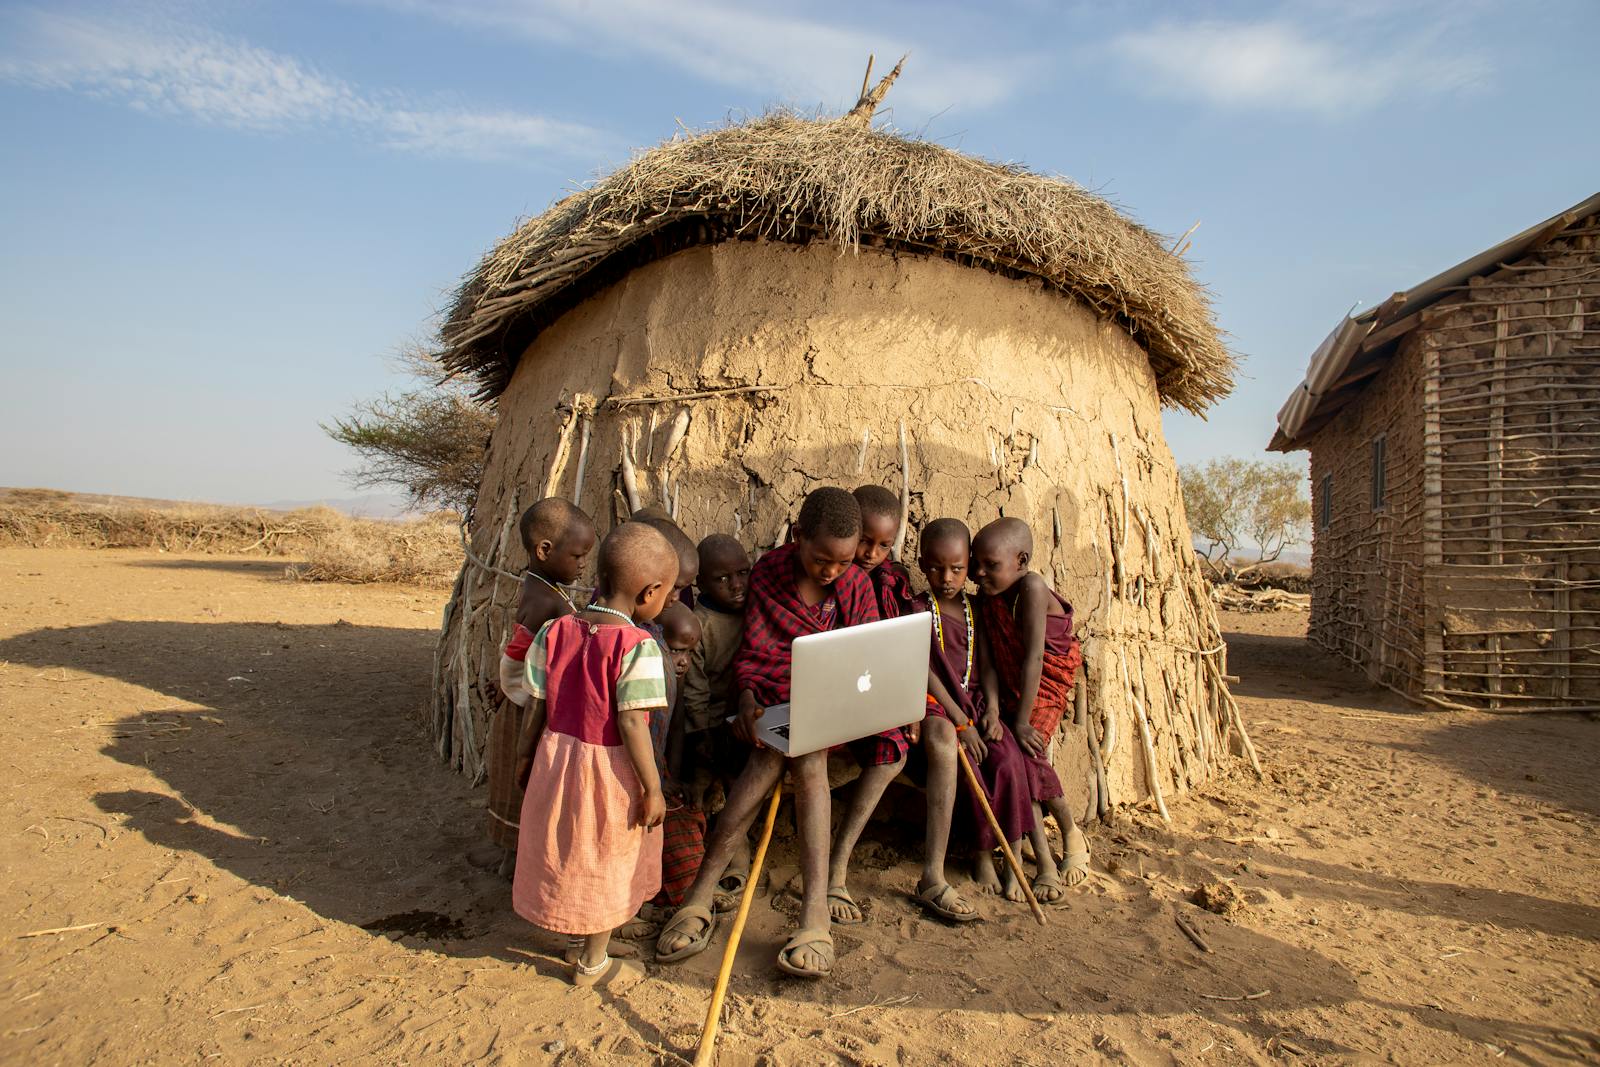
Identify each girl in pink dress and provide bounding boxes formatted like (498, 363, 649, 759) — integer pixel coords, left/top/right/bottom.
(512, 522, 680, 986)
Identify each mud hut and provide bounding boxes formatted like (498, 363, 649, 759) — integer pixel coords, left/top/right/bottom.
(1270, 192, 1600, 712)
(430, 72, 1249, 821)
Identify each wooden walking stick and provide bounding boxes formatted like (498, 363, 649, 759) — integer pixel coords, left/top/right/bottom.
(955, 742, 1047, 926)
(694, 780, 782, 1067)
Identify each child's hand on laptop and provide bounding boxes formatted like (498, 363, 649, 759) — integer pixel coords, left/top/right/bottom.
(733, 690, 766, 748)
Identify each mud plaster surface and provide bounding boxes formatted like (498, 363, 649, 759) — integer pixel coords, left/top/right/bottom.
(451, 241, 1230, 809)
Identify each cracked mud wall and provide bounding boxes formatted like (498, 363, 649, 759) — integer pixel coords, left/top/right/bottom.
(435, 240, 1241, 818)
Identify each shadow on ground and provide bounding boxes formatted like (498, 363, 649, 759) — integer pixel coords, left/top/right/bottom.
(127, 558, 304, 576)
(2, 618, 1395, 1019)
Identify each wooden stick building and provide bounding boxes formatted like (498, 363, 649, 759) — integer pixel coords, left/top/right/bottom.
(1270, 192, 1600, 712)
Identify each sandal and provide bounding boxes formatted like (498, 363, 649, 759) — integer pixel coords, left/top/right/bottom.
(1062, 826, 1091, 888)
(1032, 869, 1068, 906)
(827, 887, 866, 925)
(713, 871, 749, 914)
(615, 915, 659, 941)
(915, 881, 980, 923)
(775, 926, 834, 979)
(572, 954, 645, 988)
(654, 904, 716, 964)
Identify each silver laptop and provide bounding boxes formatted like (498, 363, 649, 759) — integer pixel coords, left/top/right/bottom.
(753, 613, 932, 756)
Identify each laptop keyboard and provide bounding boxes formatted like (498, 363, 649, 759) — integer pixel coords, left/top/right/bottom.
(771, 723, 791, 739)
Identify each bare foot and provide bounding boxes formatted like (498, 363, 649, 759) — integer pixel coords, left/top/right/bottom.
(615, 914, 658, 940)
(972, 853, 1004, 895)
(1000, 865, 1028, 904)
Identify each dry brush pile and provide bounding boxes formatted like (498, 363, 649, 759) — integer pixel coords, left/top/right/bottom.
(0, 489, 460, 586)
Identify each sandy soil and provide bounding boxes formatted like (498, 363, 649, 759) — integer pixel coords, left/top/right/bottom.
(1, 549, 1596, 1065)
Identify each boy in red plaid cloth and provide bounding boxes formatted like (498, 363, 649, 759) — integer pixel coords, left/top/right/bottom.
(656, 487, 900, 978)
(971, 517, 1091, 903)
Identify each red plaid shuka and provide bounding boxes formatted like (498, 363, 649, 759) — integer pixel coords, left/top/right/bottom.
(734, 542, 880, 707)
(980, 584, 1082, 742)
(652, 805, 706, 907)
(867, 560, 918, 620)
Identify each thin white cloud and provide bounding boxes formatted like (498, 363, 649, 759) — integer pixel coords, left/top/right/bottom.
(367, 0, 1026, 116)
(0, 7, 607, 160)
(1110, 17, 1488, 116)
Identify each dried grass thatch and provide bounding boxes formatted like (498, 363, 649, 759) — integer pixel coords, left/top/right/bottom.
(439, 113, 1233, 413)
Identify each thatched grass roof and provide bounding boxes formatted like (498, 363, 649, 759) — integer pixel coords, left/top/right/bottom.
(439, 114, 1233, 413)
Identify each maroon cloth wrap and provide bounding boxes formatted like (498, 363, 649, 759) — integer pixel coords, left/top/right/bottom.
(918, 593, 1036, 850)
(979, 585, 1082, 805)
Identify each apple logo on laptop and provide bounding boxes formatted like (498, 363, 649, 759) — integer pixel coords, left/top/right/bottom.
(856, 670, 872, 694)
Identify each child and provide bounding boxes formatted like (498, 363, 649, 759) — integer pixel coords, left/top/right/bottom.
(654, 602, 707, 908)
(916, 519, 1037, 903)
(852, 485, 918, 619)
(484, 498, 597, 870)
(634, 509, 699, 607)
(657, 487, 895, 979)
(511, 521, 679, 986)
(850, 489, 978, 922)
(970, 516, 1090, 903)
(680, 534, 752, 894)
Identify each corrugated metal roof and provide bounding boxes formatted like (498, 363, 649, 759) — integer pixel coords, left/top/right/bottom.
(1268, 190, 1600, 452)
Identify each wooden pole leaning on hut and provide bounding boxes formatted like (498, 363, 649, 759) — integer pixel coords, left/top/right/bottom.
(694, 781, 783, 1067)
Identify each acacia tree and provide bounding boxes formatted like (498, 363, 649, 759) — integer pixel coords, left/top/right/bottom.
(323, 349, 496, 515)
(1179, 457, 1309, 580)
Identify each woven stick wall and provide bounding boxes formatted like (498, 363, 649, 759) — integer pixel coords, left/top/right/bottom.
(1420, 216, 1600, 711)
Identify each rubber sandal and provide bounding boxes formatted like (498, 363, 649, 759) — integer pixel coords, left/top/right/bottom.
(914, 881, 981, 923)
(775, 926, 834, 979)
(827, 887, 866, 925)
(1031, 870, 1068, 906)
(1062, 846, 1091, 888)
(654, 904, 716, 963)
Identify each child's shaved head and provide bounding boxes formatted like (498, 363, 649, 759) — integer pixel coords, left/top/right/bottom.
(596, 522, 678, 602)
(973, 516, 1032, 556)
(920, 517, 971, 556)
(658, 601, 701, 645)
(852, 485, 900, 523)
(697, 534, 751, 612)
(629, 505, 673, 524)
(657, 600, 702, 677)
(637, 515, 698, 591)
(519, 497, 592, 555)
(796, 486, 861, 541)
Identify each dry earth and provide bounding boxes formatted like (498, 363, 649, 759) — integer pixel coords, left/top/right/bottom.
(1, 549, 1596, 1065)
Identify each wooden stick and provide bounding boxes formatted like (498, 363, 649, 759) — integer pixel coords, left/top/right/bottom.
(607, 385, 775, 408)
(695, 780, 782, 1067)
(955, 744, 1046, 926)
(1174, 913, 1212, 953)
(893, 420, 911, 561)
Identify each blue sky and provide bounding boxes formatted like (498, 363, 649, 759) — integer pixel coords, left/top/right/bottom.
(2, 0, 1596, 507)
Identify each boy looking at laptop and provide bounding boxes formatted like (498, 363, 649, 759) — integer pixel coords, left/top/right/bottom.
(656, 487, 904, 979)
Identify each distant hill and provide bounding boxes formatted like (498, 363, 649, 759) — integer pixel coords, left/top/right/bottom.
(1, 487, 419, 520)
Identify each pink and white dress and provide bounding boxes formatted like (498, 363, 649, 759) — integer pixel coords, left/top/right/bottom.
(512, 615, 668, 936)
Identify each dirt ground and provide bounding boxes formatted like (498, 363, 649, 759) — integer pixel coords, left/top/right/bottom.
(1, 549, 1596, 1065)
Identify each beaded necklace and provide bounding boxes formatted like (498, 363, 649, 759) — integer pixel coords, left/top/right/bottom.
(526, 569, 577, 613)
(929, 592, 975, 689)
(582, 604, 636, 626)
